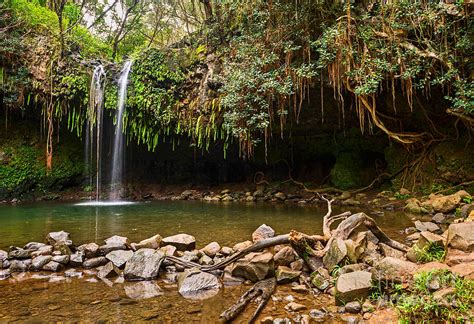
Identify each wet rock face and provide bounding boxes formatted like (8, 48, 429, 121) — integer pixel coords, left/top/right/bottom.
(252, 224, 275, 242)
(335, 271, 372, 305)
(162, 234, 196, 251)
(177, 269, 221, 298)
(123, 248, 164, 281)
(447, 222, 474, 252)
(46, 231, 70, 245)
(106, 250, 134, 268)
(231, 251, 274, 282)
(372, 257, 416, 283)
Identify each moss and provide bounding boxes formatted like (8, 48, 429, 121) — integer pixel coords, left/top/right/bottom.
(330, 152, 363, 190)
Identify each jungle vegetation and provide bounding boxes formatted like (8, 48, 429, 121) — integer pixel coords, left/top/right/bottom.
(0, 0, 473, 191)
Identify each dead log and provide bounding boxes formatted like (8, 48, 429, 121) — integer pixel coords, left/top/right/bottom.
(219, 277, 276, 323)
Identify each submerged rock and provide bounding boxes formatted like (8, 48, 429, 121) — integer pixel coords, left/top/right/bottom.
(124, 248, 164, 280)
(252, 224, 275, 242)
(106, 250, 134, 268)
(335, 271, 372, 305)
(162, 234, 196, 251)
(177, 269, 221, 299)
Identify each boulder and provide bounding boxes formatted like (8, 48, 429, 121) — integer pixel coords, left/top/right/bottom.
(54, 242, 72, 255)
(335, 271, 372, 305)
(52, 255, 70, 264)
(345, 301, 362, 314)
(9, 259, 31, 272)
(106, 250, 134, 268)
(43, 261, 64, 272)
(162, 234, 196, 251)
(232, 241, 252, 252)
(379, 243, 406, 260)
(345, 234, 367, 263)
(159, 245, 177, 257)
(372, 257, 416, 283)
(404, 198, 427, 214)
(77, 243, 100, 258)
(97, 262, 121, 278)
(99, 235, 130, 254)
(414, 221, 440, 233)
(275, 266, 301, 284)
(220, 246, 234, 256)
(323, 238, 347, 271)
(124, 248, 164, 280)
(124, 281, 163, 299)
(252, 224, 275, 242)
(447, 222, 474, 252)
(311, 267, 330, 291)
(231, 251, 274, 282)
(445, 248, 474, 266)
(450, 262, 474, 278)
(30, 256, 52, 271)
(423, 190, 471, 213)
(131, 234, 162, 250)
(8, 249, 31, 259)
(24, 242, 46, 250)
(200, 242, 220, 257)
(83, 256, 108, 268)
(46, 231, 70, 245)
(273, 246, 296, 266)
(177, 269, 221, 298)
(69, 252, 85, 267)
(31, 245, 53, 257)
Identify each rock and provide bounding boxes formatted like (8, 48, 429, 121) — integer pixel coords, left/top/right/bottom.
(275, 266, 301, 284)
(423, 190, 471, 213)
(432, 213, 446, 224)
(69, 252, 85, 267)
(447, 222, 474, 252)
(404, 198, 427, 214)
(273, 246, 296, 266)
(414, 262, 450, 275)
(291, 285, 308, 293)
(342, 198, 361, 206)
(252, 224, 275, 242)
(46, 231, 70, 245)
(460, 204, 474, 218)
(52, 255, 69, 264)
(0, 259, 10, 269)
(220, 246, 233, 256)
(399, 188, 410, 196)
(64, 269, 83, 278)
(345, 301, 362, 313)
(124, 281, 163, 299)
(222, 265, 245, 285)
(232, 240, 252, 252)
(10, 260, 31, 272)
(285, 302, 306, 312)
(131, 234, 162, 250)
(199, 255, 213, 265)
(450, 262, 474, 278)
(445, 248, 474, 266)
(97, 262, 121, 278)
(260, 316, 273, 324)
(43, 261, 64, 272)
(372, 257, 416, 283)
(290, 259, 305, 272)
(379, 243, 406, 259)
(77, 243, 100, 258)
(24, 242, 46, 250)
(335, 271, 372, 305)
(30, 256, 52, 271)
(124, 248, 164, 280)
(99, 235, 130, 254)
(414, 221, 440, 233)
(433, 287, 456, 302)
(177, 269, 221, 299)
(345, 235, 367, 263)
(339, 263, 370, 275)
(406, 232, 421, 242)
(162, 234, 196, 251)
(323, 238, 347, 271)
(339, 191, 352, 200)
(274, 192, 286, 201)
(231, 251, 274, 282)
(418, 231, 445, 248)
(106, 250, 133, 268)
(273, 318, 291, 324)
(83, 257, 108, 268)
(309, 309, 327, 320)
(31, 245, 53, 257)
(311, 267, 330, 291)
(9, 249, 31, 259)
(0, 269, 10, 280)
(362, 301, 375, 313)
(200, 242, 220, 257)
(0, 250, 8, 261)
(54, 242, 72, 255)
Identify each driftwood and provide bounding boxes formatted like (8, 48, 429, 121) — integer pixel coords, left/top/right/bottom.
(219, 277, 276, 323)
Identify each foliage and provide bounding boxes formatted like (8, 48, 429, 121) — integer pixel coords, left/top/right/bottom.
(413, 242, 446, 263)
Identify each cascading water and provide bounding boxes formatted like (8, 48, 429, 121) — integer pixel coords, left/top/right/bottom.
(85, 64, 106, 201)
(110, 60, 132, 199)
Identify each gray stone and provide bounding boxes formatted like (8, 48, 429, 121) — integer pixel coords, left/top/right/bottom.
(159, 245, 177, 256)
(124, 248, 164, 280)
(323, 238, 347, 271)
(24, 242, 46, 250)
(0, 259, 10, 269)
(447, 222, 474, 252)
(106, 250, 134, 268)
(83, 256, 108, 268)
(31, 256, 52, 271)
(177, 269, 221, 298)
(231, 251, 274, 282)
(414, 221, 441, 233)
(200, 242, 220, 257)
(273, 246, 296, 266)
(9, 249, 31, 259)
(285, 302, 306, 312)
(311, 267, 330, 291)
(379, 243, 406, 260)
(69, 252, 85, 267)
(77, 243, 100, 258)
(10, 259, 31, 272)
(199, 254, 213, 265)
(46, 231, 70, 245)
(97, 261, 121, 278)
(52, 255, 70, 264)
(335, 271, 372, 305)
(0, 250, 7, 261)
(0, 269, 10, 280)
(275, 266, 300, 284)
(220, 246, 233, 256)
(124, 281, 163, 299)
(162, 234, 196, 251)
(252, 224, 275, 242)
(345, 301, 362, 313)
(131, 234, 162, 250)
(64, 269, 83, 278)
(309, 309, 327, 320)
(432, 213, 446, 224)
(31, 245, 53, 257)
(233, 240, 252, 252)
(339, 263, 370, 275)
(43, 261, 64, 272)
(372, 257, 416, 283)
(54, 242, 72, 255)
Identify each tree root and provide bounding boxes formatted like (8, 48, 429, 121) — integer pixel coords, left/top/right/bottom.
(219, 277, 276, 323)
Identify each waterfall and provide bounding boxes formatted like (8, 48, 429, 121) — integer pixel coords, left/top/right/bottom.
(110, 60, 132, 199)
(86, 64, 106, 201)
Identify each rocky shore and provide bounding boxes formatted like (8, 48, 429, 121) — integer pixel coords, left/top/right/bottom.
(1, 190, 473, 322)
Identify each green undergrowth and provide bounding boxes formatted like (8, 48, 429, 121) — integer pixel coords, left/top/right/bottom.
(393, 270, 474, 323)
(413, 242, 446, 263)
